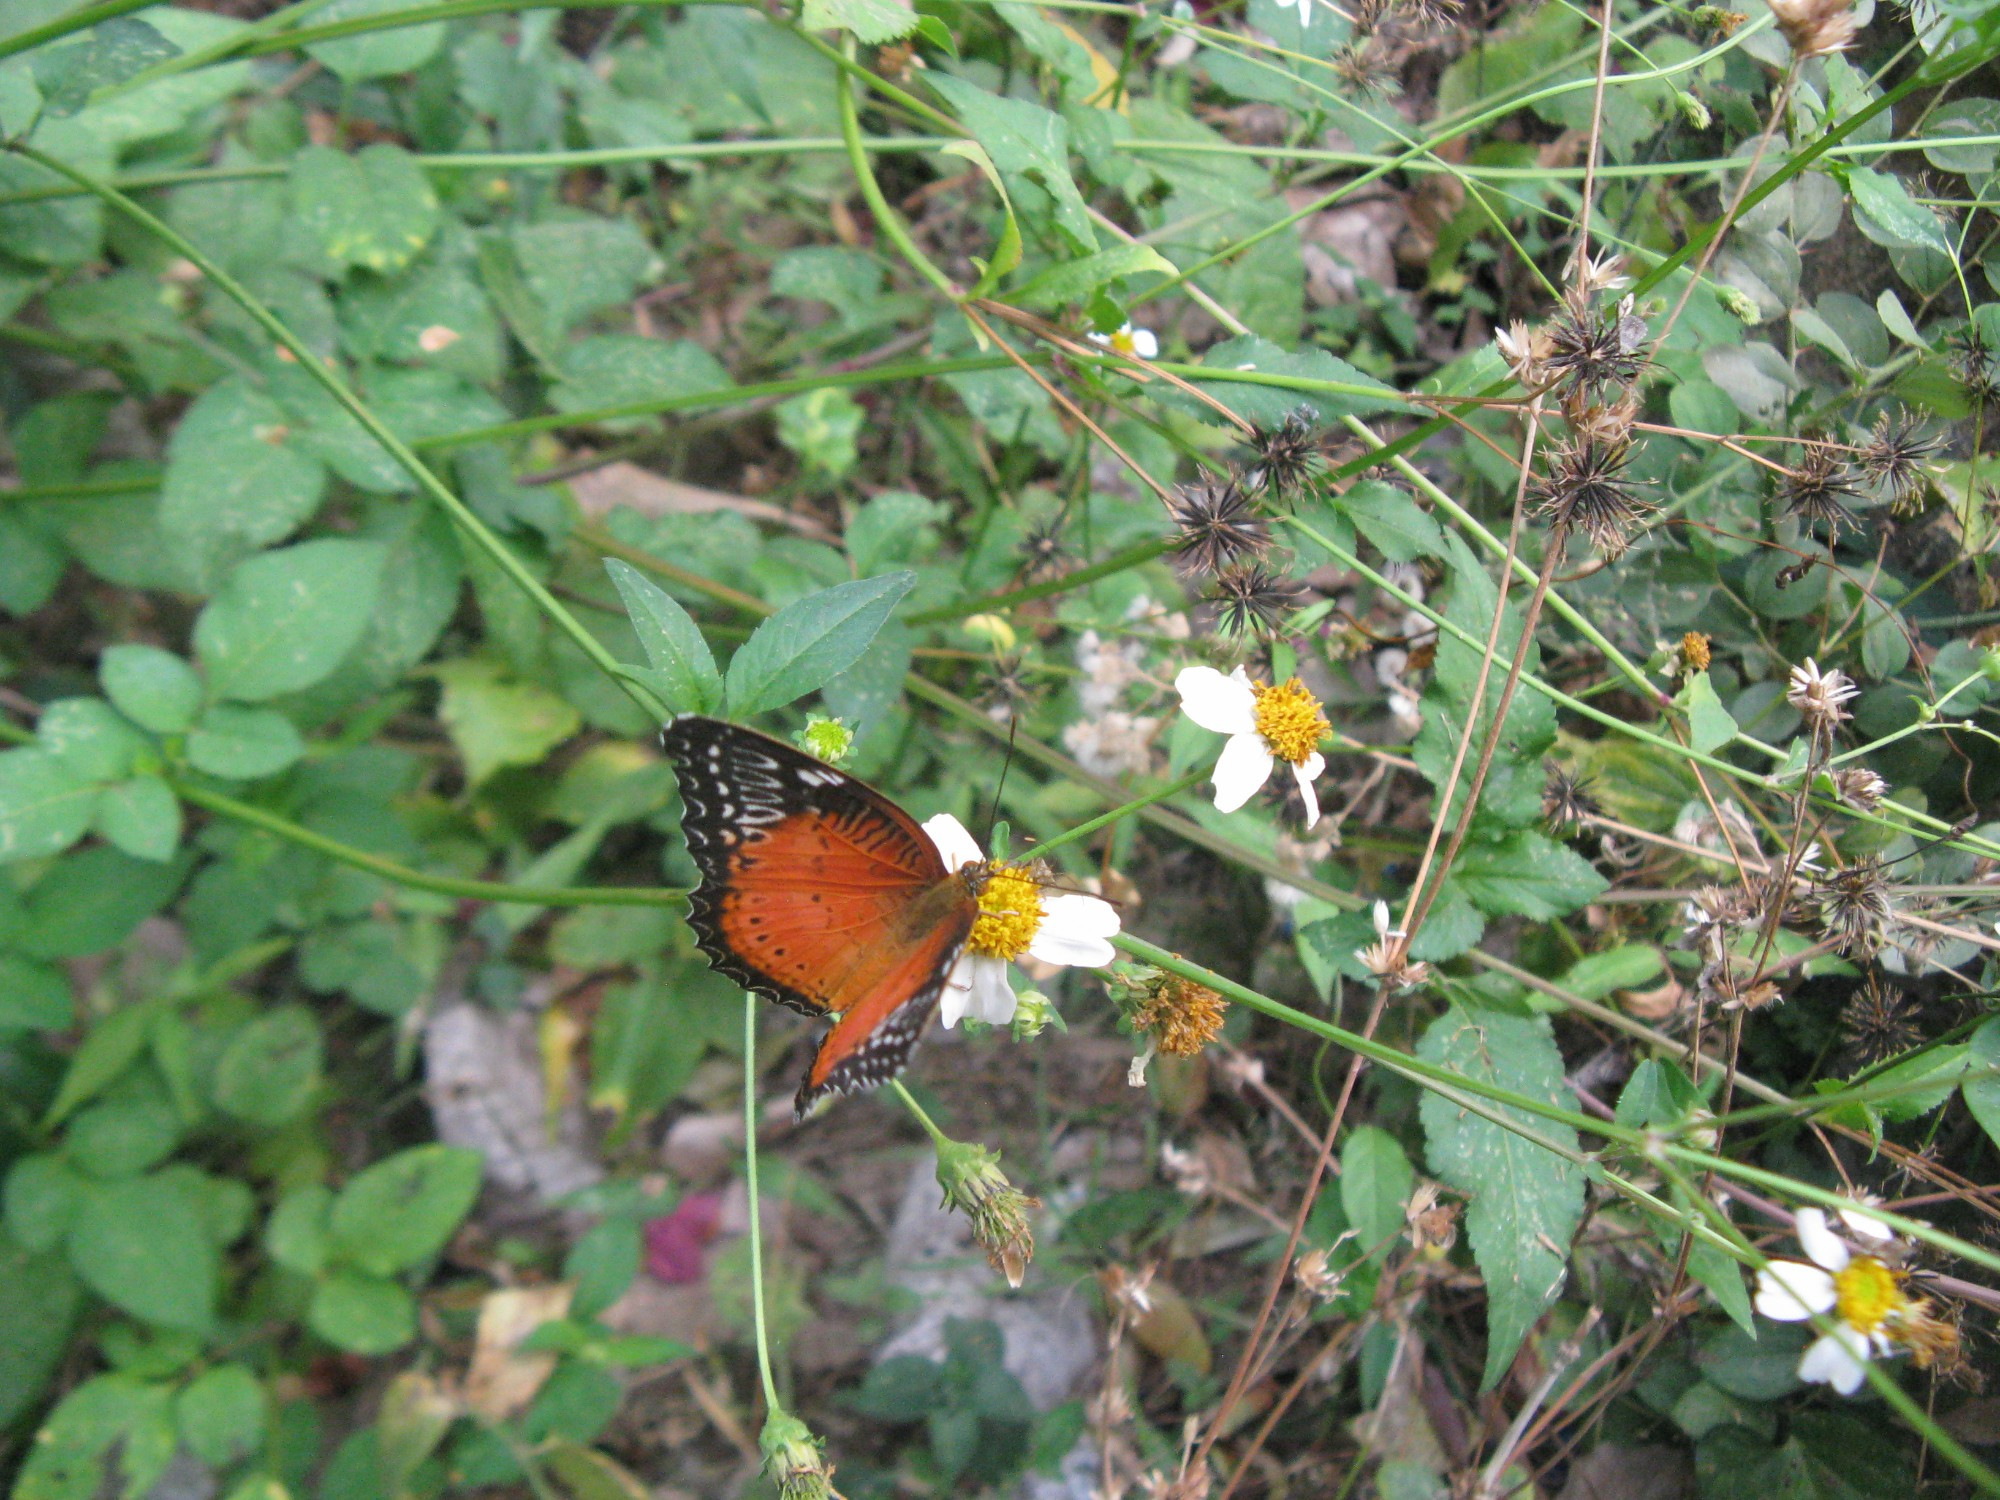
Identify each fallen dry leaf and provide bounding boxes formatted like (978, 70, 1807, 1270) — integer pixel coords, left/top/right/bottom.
(462, 1283, 576, 1422)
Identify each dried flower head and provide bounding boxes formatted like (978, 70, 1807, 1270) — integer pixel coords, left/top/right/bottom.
(1568, 249, 1632, 300)
(1858, 408, 1940, 515)
(1813, 855, 1895, 956)
(1100, 1263, 1156, 1321)
(1331, 39, 1400, 96)
(936, 1141, 1040, 1288)
(1831, 766, 1889, 811)
(1394, 0, 1462, 25)
(1542, 765, 1600, 830)
(1769, 0, 1856, 58)
(1247, 409, 1324, 499)
(1952, 329, 2000, 409)
(1533, 438, 1655, 557)
(1496, 320, 1554, 386)
(1295, 1238, 1360, 1301)
(1209, 564, 1300, 638)
(1127, 972, 1229, 1057)
(1841, 976, 1920, 1064)
(1406, 1181, 1459, 1254)
(1170, 473, 1269, 576)
(1356, 899, 1432, 990)
(1680, 631, 1713, 673)
(1564, 392, 1639, 448)
(1545, 294, 1649, 398)
(1787, 657, 1860, 736)
(1692, 5, 1748, 35)
(1018, 514, 1070, 579)
(1779, 442, 1867, 536)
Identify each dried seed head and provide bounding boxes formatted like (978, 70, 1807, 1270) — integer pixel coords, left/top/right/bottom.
(1813, 855, 1895, 956)
(1247, 410, 1324, 500)
(1170, 473, 1269, 575)
(1496, 320, 1554, 386)
(1831, 765, 1889, 810)
(936, 1142, 1040, 1288)
(1331, 39, 1400, 96)
(1209, 564, 1300, 639)
(1129, 973, 1229, 1057)
(1680, 631, 1712, 672)
(1545, 296, 1649, 398)
(1563, 393, 1639, 448)
(1532, 438, 1655, 557)
(1859, 408, 1940, 515)
(1779, 442, 1867, 536)
(1787, 656, 1860, 735)
(1769, 0, 1856, 58)
(1542, 765, 1600, 830)
(1018, 514, 1070, 579)
(1841, 976, 1920, 1064)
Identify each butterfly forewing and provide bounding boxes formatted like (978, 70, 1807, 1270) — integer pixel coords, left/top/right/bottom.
(661, 716, 979, 1110)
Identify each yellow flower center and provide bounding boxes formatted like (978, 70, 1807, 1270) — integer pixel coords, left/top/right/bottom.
(1252, 677, 1330, 765)
(969, 864, 1043, 961)
(1834, 1256, 1907, 1334)
(1109, 328, 1139, 357)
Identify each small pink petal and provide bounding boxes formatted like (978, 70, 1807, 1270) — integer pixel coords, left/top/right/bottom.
(644, 1192, 724, 1285)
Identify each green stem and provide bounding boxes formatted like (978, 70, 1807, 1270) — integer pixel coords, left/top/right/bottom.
(903, 537, 1175, 625)
(1029, 768, 1207, 859)
(889, 1079, 950, 1150)
(742, 993, 782, 1416)
(175, 780, 686, 908)
(834, 35, 957, 300)
(0, 0, 158, 63)
(5, 142, 660, 720)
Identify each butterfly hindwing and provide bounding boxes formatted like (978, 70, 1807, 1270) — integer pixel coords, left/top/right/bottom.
(662, 717, 979, 1113)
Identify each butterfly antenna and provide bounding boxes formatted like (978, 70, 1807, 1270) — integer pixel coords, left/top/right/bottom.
(985, 712, 1021, 848)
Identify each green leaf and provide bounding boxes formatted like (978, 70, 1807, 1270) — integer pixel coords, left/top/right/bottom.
(927, 75, 1098, 252)
(291, 144, 442, 274)
(16, 846, 185, 959)
(1967, 1017, 2000, 1150)
(0, 1232, 81, 1428)
(1847, 166, 1952, 256)
(550, 335, 733, 423)
(193, 539, 386, 703)
(724, 572, 915, 716)
(66, 1171, 217, 1333)
(0, 749, 99, 865)
(0, 954, 72, 1030)
(185, 704, 306, 780)
(212, 1006, 322, 1125)
(1451, 832, 1609, 920)
(36, 698, 147, 783)
(1336, 480, 1444, 562)
(159, 378, 327, 557)
(265, 1182, 333, 1277)
(1340, 1126, 1412, 1251)
(1008, 243, 1176, 310)
(309, 1270, 416, 1354)
(44, 1002, 151, 1126)
(174, 1364, 265, 1469)
(65, 1097, 180, 1178)
(328, 1144, 482, 1276)
(431, 656, 582, 784)
(32, 17, 181, 116)
(303, 0, 446, 82)
(1418, 1005, 1584, 1390)
(939, 141, 1022, 295)
(1681, 671, 1738, 754)
(1820, 1043, 1971, 1129)
(99, 646, 201, 735)
(800, 0, 917, 43)
(565, 1217, 642, 1319)
(14, 1372, 173, 1500)
(6, 1155, 83, 1252)
(95, 777, 181, 862)
(1557, 944, 1663, 1002)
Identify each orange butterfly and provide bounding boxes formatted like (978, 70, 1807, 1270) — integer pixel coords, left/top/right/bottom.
(662, 715, 986, 1115)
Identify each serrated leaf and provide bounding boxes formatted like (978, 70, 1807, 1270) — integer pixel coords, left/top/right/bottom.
(1009, 243, 1176, 310)
(431, 657, 581, 784)
(185, 704, 305, 780)
(1451, 831, 1609, 919)
(605, 559, 722, 715)
(800, 0, 916, 43)
(1418, 1005, 1584, 1390)
(1337, 480, 1444, 561)
(290, 144, 441, 274)
(940, 140, 1021, 296)
(725, 572, 915, 716)
(928, 75, 1097, 252)
(1340, 1126, 1412, 1251)
(32, 18, 181, 117)
(159, 378, 327, 556)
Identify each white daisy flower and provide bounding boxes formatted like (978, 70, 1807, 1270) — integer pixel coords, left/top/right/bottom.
(1752, 1205, 1923, 1396)
(1174, 666, 1330, 827)
(1088, 322, 1159, 360)
(922, 814, 1121, 1029)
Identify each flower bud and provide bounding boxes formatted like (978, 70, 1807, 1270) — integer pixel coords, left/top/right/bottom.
(798, 715, 854, 765)
(760, 1412, 832, 1500)
(936, 1140, 1039, 1287)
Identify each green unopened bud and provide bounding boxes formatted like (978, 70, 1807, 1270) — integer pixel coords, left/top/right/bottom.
(797, 715, 854, 765)
(1718, 285, 1761, 325)
(1010, 990, 1059, 1040)
(760, 1411, 832, 1500)
(1675, 90, 1711, 131)
(1981, 647, 2000, 682)
(935, 1139, 1039, 1288)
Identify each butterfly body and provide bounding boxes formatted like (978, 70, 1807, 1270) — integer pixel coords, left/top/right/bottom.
(661, 715, 983, 1115)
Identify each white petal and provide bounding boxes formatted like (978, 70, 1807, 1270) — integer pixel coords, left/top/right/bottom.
(1799, 1328, 1871, 1396)
(1372, 900, 1392, 937)
(1754, 1261, 1837, 1321)
(1797, 1208, 1850, 1272)
(1130, 329, 1159, 359)
(1175, 666, 1258, 736)
(1838, 1204, 1895, 1243)
(922, 813, 985, 872)
(1291, 758, 1323, 829)
(1086, 331, 1111, 347)
(1211, 733, 1276, 814)
(936, 953, 976, 1028)
(967, 957, 1018, 1025)
(1037, 891, 1122, 940)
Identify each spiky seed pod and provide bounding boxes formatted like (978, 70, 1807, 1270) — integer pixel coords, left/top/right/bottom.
(1951, 330, 2000, 409)
(1247, 410, 1324, 500)
(1859, 408, 1941, 514)
(1779, 442, 1867, 536)
(1814, 855, 1895, 956)
(1331, 40, 1400, 98)
(1532, 438, 1655, 557)
(1017, 515, 1069, 579)
(1545, 295, 1648, 398)
(1169, 473, 1269, 575)
(1542, 765, 1600, 830)
(1841, 976, 1920, 1064)
(1209, 564, 1300, 638)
